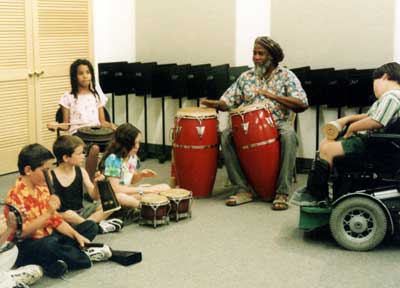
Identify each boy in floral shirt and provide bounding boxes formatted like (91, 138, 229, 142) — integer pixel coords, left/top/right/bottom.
(6, 144, 111, 278)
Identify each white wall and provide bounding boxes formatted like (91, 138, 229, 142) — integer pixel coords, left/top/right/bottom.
(235, 0, 270, 66)
(395, 0, 400, 62)
(271, 0, 395, 158)
(92, 0, 141, 130)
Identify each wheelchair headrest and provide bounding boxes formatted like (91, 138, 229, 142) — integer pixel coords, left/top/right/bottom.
(383, 117, 400, 134)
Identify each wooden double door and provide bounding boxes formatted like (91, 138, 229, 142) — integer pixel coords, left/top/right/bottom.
(0, 0, 93, 174)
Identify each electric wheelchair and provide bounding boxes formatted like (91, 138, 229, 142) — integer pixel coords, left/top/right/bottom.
(299, 119, 400, 251)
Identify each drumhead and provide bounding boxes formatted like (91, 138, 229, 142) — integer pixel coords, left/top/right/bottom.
(229, 102, 270, 116)
(176, 107, 217, 119)
(161, 188, 191, 199)
(140, 194, 169, 205)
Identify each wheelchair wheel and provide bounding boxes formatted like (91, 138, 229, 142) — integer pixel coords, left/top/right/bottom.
(329, 197, 387, 251)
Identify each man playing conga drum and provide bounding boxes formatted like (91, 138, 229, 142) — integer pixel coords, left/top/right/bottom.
(201, 36, 308, 210)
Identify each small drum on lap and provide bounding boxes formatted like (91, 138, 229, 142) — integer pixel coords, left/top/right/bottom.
(140, 195, 170, 228)
(160, 189, 192, 221)
(75, 126, 114, 151)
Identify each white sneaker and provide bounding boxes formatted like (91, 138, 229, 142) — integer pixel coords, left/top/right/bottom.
(9, 265, 43, 286)
(84, 245, 112, 262)
(0, 273, 18, 288)
(99, 218, 123, 233)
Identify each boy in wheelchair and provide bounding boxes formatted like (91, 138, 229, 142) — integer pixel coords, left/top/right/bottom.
(292, 62, 400, 206)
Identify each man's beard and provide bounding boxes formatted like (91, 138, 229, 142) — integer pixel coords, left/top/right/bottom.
(254, 59, 271, 78)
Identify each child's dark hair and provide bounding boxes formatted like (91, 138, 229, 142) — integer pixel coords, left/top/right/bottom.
(18, 144, 54, 175)
(53, 135, 85, 165)
(373, 62, 400, 84)
(99, 123, 141, 171)
(70, 58, 99, 99)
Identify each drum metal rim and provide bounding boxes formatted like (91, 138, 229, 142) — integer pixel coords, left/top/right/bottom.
(175, 115, 217, 120)
(229, 102, 271, 116)
(141, 200, 170, 206)
(240, 137, 278, 150)
(172, 144, 218, 150)
(160, 189, 192, 199)
(140, 194, 170, 207)
(176, 107, 217, 118)
(77, 126, 114, 135)
(161, 194, 192, 201)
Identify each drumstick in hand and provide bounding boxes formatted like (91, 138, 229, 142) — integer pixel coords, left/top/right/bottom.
(47, 121, 93, 131)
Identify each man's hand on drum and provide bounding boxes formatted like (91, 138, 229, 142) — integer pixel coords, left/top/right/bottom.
(200, 99, 218, 109)
(139, 169, 157, 178)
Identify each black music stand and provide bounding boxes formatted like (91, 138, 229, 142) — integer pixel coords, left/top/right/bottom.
(206, 64, 230, 100)
(302, 68, 335, 150)
(123, 62, 142, 124)
(348, 69, 375, 113)
(171, 64, 191, 108)
(326, 69, 355, 118)
(98, 62, 128, 123)
(131, 62, 157, 161)
(152, 64, 177, 163)
(187, 64, 211, 106)
(228, 66, 249, 86)
(113, 62, 131, 123)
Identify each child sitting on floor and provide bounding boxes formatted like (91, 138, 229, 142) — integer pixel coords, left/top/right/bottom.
(6, 143, 112, 279)
(98, 123, 170, 209)
(51, 135, 123, 233)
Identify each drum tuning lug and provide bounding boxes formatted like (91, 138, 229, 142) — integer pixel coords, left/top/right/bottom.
(269, 117, 276, 127)
(196, 126, 205, 139)
(176, 126, 182, 137)
(241, 122, 249, 135)
(265, 117, 274, 127)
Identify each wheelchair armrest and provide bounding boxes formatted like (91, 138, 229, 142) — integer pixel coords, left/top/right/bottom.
(365, 133, 400, 152)
(367, 133, 400, 141)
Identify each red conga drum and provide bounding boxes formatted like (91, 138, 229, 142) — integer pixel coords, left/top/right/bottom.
(172, 107, 218, 197)
(230, 102, 280, 201)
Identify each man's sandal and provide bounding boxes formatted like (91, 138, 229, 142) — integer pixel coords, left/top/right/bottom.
(225, 192, 253, 206)
(272, 194, 289, 210)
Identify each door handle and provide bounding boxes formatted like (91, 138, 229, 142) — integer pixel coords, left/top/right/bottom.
(35, 70, 44, 76)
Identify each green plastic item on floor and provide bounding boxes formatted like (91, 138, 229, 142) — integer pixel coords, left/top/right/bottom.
(298, 206, 332, 231)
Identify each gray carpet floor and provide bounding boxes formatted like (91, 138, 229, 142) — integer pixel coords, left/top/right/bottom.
(1, 159, 400, 288)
